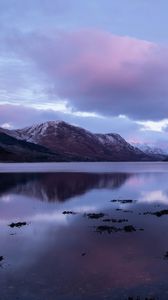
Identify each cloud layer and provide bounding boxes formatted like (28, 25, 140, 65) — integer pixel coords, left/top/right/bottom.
(1, 1, 168, 147)
(2, 29, 168, 121)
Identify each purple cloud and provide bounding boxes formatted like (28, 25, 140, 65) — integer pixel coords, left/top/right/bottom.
(2, 29, 168, 121)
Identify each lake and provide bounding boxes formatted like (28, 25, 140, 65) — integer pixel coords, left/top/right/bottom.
(1, 162, 168, 299)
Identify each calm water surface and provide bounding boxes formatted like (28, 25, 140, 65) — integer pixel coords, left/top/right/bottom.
(1, 163, 168, 299)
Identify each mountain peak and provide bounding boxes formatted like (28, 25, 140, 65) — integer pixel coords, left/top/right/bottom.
(21, 120, 65, 131)
(0, 120, 154, 161)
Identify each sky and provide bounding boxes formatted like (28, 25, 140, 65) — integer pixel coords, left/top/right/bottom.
(0, 0, 168, 147)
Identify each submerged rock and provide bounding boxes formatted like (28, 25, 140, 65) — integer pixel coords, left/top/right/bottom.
(96, 225, 120, 233)
(9, 222, 27, 228)
(96, 224, 142, 234)
(111, 199, 136, 204)
(62, 211, 76, 215)
(0, 256, 4, 267)
(164, 251, 168, 259)
(86, 213, 105, 219)
(144, 209, 168, 217)
(103, 218, 128, 223)
(123, 225, 136, 232)
(116, 209, 133, 213)
(128, 297, 156, 300)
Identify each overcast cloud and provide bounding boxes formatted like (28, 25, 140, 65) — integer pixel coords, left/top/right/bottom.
(1, 0, 168, 146)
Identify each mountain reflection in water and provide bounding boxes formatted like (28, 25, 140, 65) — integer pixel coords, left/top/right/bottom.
(0, 172, 131, 201)
(1, 165, 168, 299)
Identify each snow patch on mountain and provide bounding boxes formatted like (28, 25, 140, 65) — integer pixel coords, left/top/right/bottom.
(0, 121, 160, 161)
(131, 142, 168, 156)
(8, 121, 65, 143)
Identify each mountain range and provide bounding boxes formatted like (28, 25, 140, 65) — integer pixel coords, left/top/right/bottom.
(0, 121, 167, 162)
(131, 142, 168, 160)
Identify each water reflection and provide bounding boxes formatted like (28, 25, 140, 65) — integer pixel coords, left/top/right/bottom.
(1, 168, 168, 299)
(0, 172, 131, 202)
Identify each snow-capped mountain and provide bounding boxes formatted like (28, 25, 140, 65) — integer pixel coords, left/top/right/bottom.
(0, 120, 154, 162)
(0, 130, 69, 162)
(131, 142, 168, 160)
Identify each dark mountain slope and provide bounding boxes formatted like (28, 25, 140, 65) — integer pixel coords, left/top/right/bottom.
(0, 132, 68, 162)
(5, 121, 153, 161)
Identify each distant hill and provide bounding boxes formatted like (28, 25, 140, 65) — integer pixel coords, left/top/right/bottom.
(0, 121, 160, 162)
(131, 142, 168, 161)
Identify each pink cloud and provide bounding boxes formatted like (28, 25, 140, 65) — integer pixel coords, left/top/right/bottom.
(3, 29, 168, 120)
